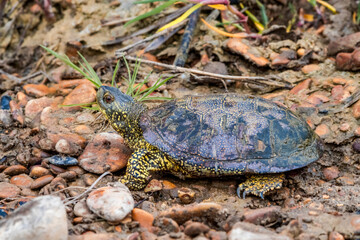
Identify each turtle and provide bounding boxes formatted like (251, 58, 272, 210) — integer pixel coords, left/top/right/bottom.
(96, 86, 323, 198)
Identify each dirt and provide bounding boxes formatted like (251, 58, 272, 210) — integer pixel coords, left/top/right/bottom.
(1, 0, 360, 239)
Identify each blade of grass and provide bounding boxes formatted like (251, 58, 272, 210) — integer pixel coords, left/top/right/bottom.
(256, 0, 268, 28)
(77, 52, 102, 86)
(157, 3, 202, 32)
(142, 96, 172, 101)
(59, 102, 96, 107)
(357, 1, 360, 24)
(240, 3, 264, 32)
(122, 56, 133, 95)
(112, 60, 121, 87)
(131, 58, 141, 97)
(41, 45, 102, 88)
(82, 106, 100, 110)
(124, 0, 179, 27)
(134, 71, 152, 98)
(138, 76, 173, 101)
(286, 2, 297, 32)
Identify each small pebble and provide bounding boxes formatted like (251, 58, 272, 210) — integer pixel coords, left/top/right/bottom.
(24, 97, 54, 121)
(3, 165, 27, 176)
(61, 83, 96, 112)
(29, 166, 51, 178)
(10, 174, 34, 188)
(0, 110, 13, 127)
(315, 124, 330, 138)
(144, 179, 163, 193)
(23, 84, 56, 97)
(154, 217, 180, 234)
(30, 175, 54, 189)
(0, 182, 21, 199)
(132, 208, 154, 230)
(228, 222, 290, 240)
(0, 95, 11, 110)
(73, 200, 93, 218)
(352, 100, 360, 119)
(184, 222, 210, 237)
(352, 139, 360, 153)
(289, 79, 311, 95)
(339, 123, 350, 132)
(79, 133, 131, 174)
(47, 155, 78, 166)
(323, 166, 339, 181)
(86, 183, 134, 222)
(159, 203, 223, 225)
(329, 231, 344, 240)
(178, 187, 196, 204)
(0, 196, 67, 240)
(243, 206, 281, 225)
(301, 64, 320, 74)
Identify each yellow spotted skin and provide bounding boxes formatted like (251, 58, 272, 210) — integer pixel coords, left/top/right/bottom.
(96, 86, 323, 198)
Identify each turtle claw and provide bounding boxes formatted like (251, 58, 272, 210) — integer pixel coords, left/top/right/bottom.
(237, 174, 285, 199)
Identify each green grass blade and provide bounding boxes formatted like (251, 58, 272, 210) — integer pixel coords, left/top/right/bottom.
(138, 76, 173, 101)
(122, 57, 133, 95)
(112, 60, 121, 87)
(131, 59, 141, 97)
(134, 71, 152, 98)
(142, 96, 172, 101)
(40, 45, 102, 88)
(256, 0, 268, 27)
(77, 52, 102, 87)
(59, 102, 96, 107)
(124, 0, 179, 27)
(82, 106, 100, 110)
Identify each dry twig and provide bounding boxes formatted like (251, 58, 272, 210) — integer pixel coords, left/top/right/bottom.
(116, 54, 292, 89)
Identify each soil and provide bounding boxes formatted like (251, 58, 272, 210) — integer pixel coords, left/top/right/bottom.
(1, 0, 360, 239)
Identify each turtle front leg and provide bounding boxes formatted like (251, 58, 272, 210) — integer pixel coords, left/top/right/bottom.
(237, 174, 285, 199)
(120, 149, 165, 190)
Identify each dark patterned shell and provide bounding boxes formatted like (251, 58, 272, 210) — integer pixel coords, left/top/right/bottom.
(139, 94, 323, 175)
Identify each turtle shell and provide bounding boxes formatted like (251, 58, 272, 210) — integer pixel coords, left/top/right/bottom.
(139, 94, 323, 176)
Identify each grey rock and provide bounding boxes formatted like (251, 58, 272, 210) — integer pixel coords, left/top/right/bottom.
(0, 195, 67, 240)
(228, 222, 290, 240)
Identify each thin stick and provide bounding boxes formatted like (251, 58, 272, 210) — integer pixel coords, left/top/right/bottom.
(114, 21, 187, 54)
(63, 171, 111, 206)
(116, 54, 291, 88)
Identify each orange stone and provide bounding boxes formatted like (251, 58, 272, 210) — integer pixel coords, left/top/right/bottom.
(162, 180, 176, 190)
(332, 77, 347, 85)
(353, 100, 360, 119)
(314, 124, 330, 137)
(61, 83, 96, 111)
(3, 165, 27, 176)
(297, 48, 305, 57)
(132, 208, 154, 230)
(23, 84, 56, 97)
(30, 175, 54, 189)
(227, 38, 269, 67)
(289, 79, 311, 95)
(16, 92, 29, 107)
(10, 174, 34, 188)
(301, 64, 320, 74)
(354, 127, 360, 136)
(0, 182, 21, 198)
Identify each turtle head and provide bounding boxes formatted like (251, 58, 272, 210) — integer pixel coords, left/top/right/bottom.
(97, 86, 146, 140)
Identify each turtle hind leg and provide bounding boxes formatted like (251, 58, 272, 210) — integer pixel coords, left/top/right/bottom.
(237, 174, 285, 199)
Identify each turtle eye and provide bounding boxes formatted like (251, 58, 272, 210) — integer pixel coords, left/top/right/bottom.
(103, 93, 114, 104)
